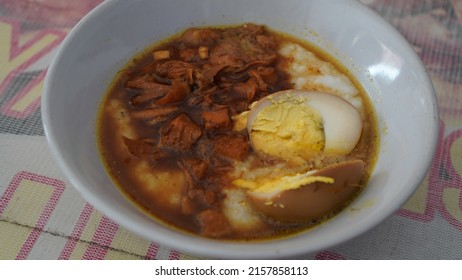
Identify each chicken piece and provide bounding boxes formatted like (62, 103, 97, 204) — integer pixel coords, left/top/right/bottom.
(155, 61, 195, 83)
(249, 66, 278, 90)
(160, 114, 202, 150)
(201, 107, 231, 130)
(232, 78, 259, 101)
(155, 79, 190, 105)
(130, 86, 171, 105)
(179, 28, 219, 47)
(180, 157, 209, 180)
(179, 48, 197, 62)
(212, 134, 250, 161)
(130, 106, 177, 120)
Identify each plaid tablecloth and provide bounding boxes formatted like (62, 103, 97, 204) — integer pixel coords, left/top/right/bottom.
(1, 0, 461, 260)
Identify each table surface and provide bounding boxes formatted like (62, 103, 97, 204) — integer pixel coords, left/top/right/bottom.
(1, 0, 461, 260)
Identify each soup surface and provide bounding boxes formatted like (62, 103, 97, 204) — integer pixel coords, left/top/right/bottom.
(98, 24, 379, 240)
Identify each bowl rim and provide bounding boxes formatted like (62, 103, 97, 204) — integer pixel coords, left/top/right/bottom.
(42, 0, 439, 259)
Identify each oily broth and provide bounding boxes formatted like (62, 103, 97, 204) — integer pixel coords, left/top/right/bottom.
(97, 24, 379, 240)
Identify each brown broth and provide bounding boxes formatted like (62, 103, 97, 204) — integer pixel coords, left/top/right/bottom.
(97, 24, 379, 240)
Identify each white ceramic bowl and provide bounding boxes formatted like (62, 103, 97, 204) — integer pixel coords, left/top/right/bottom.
(42, 0, 438, 259)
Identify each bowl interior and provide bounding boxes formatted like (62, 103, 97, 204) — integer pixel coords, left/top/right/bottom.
(43, 0, 438, 258)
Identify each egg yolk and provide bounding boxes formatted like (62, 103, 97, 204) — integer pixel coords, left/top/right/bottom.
(250, 96, 325, 164)
(233, 172, 334, 194)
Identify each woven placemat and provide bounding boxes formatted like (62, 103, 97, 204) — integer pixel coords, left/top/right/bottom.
(1, 0, 461, 259)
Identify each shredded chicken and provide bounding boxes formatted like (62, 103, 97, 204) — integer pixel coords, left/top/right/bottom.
(118, 24, 292, 237)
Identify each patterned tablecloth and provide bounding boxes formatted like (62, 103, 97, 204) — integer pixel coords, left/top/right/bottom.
(0, 0, 461, 260)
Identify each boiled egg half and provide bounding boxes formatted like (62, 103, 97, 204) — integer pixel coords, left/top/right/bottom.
(235, 90, 365, 222)
(247, 90, 363, 164)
